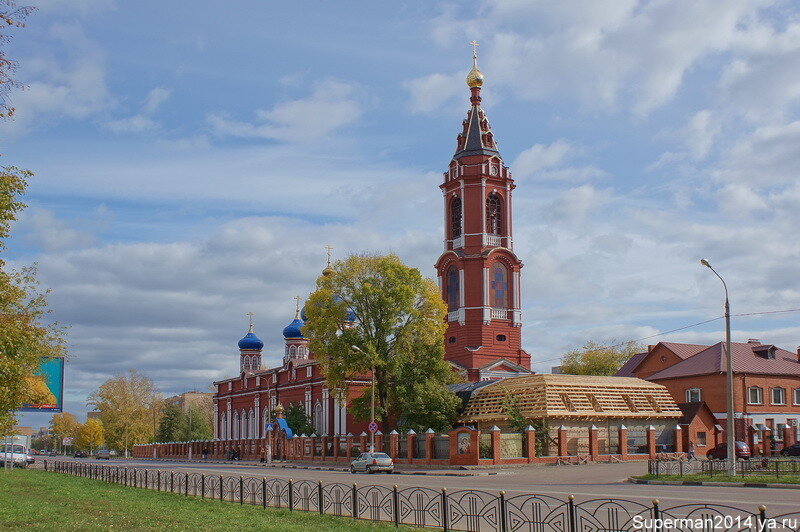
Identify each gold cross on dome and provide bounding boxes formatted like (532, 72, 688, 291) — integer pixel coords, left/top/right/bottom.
(294, 295, 302, 318)
(325, 244, 334, 266)
(469, 40, 479, 60)
(246, 312, 255, 332)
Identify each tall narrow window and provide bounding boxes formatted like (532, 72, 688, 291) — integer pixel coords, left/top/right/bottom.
(490, 263, 508, 308)
(450, 197, 462, 239)
(486, 193, 502, 234)
(447, 267, 460, 311)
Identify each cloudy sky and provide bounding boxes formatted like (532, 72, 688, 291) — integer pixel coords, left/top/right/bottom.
(9, 0, 800, 426)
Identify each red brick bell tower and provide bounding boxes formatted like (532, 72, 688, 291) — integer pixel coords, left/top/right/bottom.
(434, 44, 531, 381)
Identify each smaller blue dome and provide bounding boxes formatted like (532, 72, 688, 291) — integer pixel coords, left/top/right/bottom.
(283, 318, 305, 339)
(238, 331, 264, 350)
(300, 305, 308, 322)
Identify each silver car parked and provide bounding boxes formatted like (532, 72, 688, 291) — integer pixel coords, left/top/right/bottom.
(349, 452, 394, 474)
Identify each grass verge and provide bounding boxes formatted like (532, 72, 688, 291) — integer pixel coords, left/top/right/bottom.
(0, 469, 417, 531)
(636, 473, 800, 485)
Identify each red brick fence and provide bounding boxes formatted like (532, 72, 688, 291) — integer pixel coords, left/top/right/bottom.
(134, 424, 680, 466)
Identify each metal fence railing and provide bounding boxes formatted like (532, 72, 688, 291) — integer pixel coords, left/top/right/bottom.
(648, 458, 800, 479)
(44, 460, 800, 531)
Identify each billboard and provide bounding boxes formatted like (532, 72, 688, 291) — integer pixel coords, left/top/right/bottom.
(18, 357, 64, 412)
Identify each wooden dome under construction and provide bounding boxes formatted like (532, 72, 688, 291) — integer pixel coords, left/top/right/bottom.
(461, 374, 681, 424)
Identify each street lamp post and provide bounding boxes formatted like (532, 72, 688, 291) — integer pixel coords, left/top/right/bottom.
(352, 345, 376, 452)
(700, 258, 736, 477)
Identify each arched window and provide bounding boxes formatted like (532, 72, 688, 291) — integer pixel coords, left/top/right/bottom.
(221, 412, 227, 440)
(250, 409, 256, 438)
(447, 266, 460, 311)
(241, 411, 247, 440)
(450, 196, 462, 238)
(490, 263, 508, 308)
(486, 193, 502, 234)
(289, 345, 297, 359)
(233, 412, 239, 440)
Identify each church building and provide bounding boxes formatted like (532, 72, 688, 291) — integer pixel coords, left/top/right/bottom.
(212, 48, 532, 442)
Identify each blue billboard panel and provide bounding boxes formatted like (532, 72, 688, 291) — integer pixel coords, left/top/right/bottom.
(19, 357, 64, 412)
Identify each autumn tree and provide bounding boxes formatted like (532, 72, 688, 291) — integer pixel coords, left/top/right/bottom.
(88, 370, 161, 457)
(76, 418, 105, 454)
(49, 412, 78, 450)
(559, 341, 642, 376)
(0, 3, 66, 436)
(303, 254, 461, 432)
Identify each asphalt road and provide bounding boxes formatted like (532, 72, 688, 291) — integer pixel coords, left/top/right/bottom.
(48, 457, 799, 514)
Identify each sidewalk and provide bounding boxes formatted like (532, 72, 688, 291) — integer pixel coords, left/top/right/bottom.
(141, 457, 499, 476)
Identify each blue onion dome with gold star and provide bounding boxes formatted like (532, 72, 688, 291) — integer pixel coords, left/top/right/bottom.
(238, 320, 264, 350)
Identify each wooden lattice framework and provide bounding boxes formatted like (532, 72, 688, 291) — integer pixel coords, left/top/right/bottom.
(461, 374, 681, 423)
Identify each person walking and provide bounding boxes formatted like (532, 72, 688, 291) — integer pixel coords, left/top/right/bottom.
(202, 447, 209, 460)
(687, 441, 696, 461)
(259, 446, 266, 464)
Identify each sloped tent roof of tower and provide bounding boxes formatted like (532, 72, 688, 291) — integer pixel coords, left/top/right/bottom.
(461, 374, 681, 423)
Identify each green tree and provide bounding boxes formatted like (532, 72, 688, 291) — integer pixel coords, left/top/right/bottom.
(88, 370, 161, 457)
(156, 403, 184, 442)
(282, 403, 313, 436)
(183, 405, 212, 441)
(559, 341, 641, 376)
(75, 418, 104, 454)
(303, 254, 461, 432)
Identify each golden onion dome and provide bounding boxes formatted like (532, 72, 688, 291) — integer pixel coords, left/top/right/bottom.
(322, 266, 335, 276)
(466, 66, 484, 88)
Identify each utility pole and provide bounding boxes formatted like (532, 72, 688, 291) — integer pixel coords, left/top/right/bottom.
(700, 259, 737, 477)
(371, 366, 376, 453)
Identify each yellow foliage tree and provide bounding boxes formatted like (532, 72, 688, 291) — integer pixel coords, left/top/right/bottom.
(76, 418, 105, 454)
(49, 412, 78, 450)
(88, 370, 161, 457)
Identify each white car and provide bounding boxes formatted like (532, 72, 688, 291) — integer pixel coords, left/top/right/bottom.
(349, 452, 394, 474)
(1, 444, 29, 468)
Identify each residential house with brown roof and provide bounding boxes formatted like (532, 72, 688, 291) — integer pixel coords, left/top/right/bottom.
(617, 339, 800, 450)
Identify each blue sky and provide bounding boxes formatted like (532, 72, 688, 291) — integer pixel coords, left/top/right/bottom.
(9, 0, 800, 427)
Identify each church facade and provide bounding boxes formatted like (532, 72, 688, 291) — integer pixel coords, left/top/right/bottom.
(212, 51, 532, 441)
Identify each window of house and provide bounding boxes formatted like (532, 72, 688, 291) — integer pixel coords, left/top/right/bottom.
(448, 336, 456, 343)
(450, 196, 462, 239)
(747, 386, 763, 405)
(775, 423, 786, 440)
(447, 267, 460, 311)
(496, 334, 506, 342)
(696, 432, 707, 446)
(794, 388, 800, 405)
(271, 373, 277, 383)
(306, 366, 312, 378)
(771, 387, 786, 405)
(685, 388, 702, 403)
(490, 263, 508, 308)
(486, 192, 502, 234)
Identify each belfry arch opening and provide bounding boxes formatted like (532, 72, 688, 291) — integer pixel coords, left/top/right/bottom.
(486, 192, 502, 235)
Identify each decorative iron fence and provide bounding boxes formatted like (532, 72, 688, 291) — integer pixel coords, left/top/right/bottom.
(648, 458, 800, 478)
(44, 460, 799, 531)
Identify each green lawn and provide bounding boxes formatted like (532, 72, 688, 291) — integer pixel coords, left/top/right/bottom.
(637, 473, 800, 485)
(0, 469, 416, 531)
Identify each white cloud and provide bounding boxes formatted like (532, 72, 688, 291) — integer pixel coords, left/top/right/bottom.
(103, 87, 171, 134)
(512, 139, 606, 181)
(714, 120, 800, 186)
(429, 0, 777, 116)
(405, 72, 463, 114)
(0, 21, 111, 136)
(208, 79, 362, 142)
(13, 208, 95, 252)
